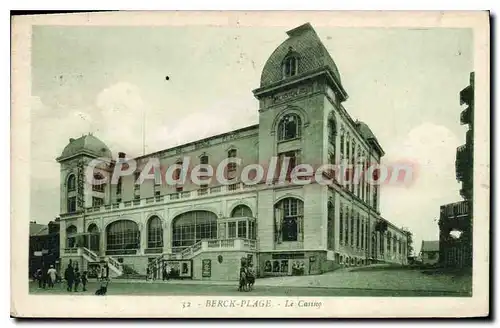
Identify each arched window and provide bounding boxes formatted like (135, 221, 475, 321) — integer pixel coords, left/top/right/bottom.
(87, 224, 98, 233)
(106, 220, 140, 252)
(66, 225, 77, 248)
(147, 216, 163, 249)
(227, 149, 237, 177)
(328, 115, 336, 145)
(67, 174, 76, 192)
(340, 129, 345, 159)
(283, 55, 298, 78)
(274, 198, 304, 242)
(278, 114, 302, 141)
(172, 211, 217, 249)
(231, 205, 253, 218)
(87, 224, 99, 252)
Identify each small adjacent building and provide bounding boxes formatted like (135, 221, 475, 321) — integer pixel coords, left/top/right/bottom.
(29, 220, 60, 277)
(420, 240, 439, 266)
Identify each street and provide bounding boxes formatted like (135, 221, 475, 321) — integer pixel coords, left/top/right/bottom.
(29, 279, 470, 297)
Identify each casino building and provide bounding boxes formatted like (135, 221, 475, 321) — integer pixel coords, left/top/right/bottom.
(57, 23, 408, 280)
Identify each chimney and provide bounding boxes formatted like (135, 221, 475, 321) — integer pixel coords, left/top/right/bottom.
(118, 152, 126, 159)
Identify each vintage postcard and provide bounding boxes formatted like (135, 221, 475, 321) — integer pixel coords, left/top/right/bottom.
(11, 11, 490, 318)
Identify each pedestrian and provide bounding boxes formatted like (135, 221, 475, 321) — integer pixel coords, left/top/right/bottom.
(162, 265, 167, 281)
(35, 268, 43, 288)
(47, 265, 57, 288)
(146, 267, 150, 281)
(81, 271, 88, 292)
(74, 267, 81, 292)
(166, 264, 171, 280)
(64, 263, 74, 292)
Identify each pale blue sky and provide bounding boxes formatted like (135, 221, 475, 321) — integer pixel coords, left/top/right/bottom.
(30, 24, 472, 253)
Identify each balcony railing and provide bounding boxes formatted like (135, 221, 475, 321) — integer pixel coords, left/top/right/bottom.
(63, 182, 256, 217)
(442, 201, 469, 218)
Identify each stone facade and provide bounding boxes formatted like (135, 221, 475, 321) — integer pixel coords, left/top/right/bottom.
(57, 23, 408, 280)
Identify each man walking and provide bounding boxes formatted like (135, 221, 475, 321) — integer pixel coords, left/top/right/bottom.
(64, 263, 74, 292)
(47, 265, 57, 288)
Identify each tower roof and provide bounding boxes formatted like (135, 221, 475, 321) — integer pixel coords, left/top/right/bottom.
(57, 134, 112, 161)
(260, 23, 343, 88)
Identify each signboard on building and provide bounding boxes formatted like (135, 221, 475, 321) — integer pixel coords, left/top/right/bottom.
(163, 260, 192, 279)
(202, 259, 211, 278)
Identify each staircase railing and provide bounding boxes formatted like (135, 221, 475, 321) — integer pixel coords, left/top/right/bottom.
(106, 255, 123, 272)
(81, 247, 100, 262)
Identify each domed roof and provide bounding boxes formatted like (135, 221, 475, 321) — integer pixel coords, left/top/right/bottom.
(355, 121, 376, 140)
(58, 134, 112, 160)
(260, 23, 342, 88)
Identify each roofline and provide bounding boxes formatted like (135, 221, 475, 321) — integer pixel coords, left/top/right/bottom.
(133, 124, 260, 161)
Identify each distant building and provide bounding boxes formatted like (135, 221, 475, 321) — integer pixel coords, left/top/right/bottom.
(55, 23, 409, 281)
(420, 240, 440, 266)
(29, 220, 60, 277)
(438, 72, 474, 268)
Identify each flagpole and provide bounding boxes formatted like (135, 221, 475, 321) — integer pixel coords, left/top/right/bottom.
(142, 107, 146, 156)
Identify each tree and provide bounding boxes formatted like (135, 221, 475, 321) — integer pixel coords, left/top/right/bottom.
(401, 227, 414, 256)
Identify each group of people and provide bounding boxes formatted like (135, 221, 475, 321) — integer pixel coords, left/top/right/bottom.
(63, 261, 89, 292)
(146, 263, 173, 281)
(34, 265, 59, 289)
(238, 259, 256, 292)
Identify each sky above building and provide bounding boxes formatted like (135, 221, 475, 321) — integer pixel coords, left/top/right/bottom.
(30, 24, 472, 254)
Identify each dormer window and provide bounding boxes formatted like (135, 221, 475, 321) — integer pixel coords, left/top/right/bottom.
(282, 48, 299, 78)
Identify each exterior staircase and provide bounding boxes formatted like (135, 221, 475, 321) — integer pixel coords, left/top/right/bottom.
(147, 238, 257, 277)
(80, 247, 123, 277)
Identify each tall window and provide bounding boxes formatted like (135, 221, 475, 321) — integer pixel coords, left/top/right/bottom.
(106, 220, 140, 251)
(379, 232, 384, 255)
(356, 148, 362, 197)
(228, 222, 236, 239)
(339, 206, 344, 244)
(340, 130, 345, 159)
(373, 185, 379, 210)
(387, 231, 392, 252)
(231, 205, 253, 218)
(356, 213, 360, 248)
(237, 221, 247, 238)
(361, 218, 365, 250)
(116, 177, 122, 195)
(350, 210, 355, 247)
(277, 151, 298, 181)
(199, 155, 209, 175)
(67, 197, 77, 213)
(147, 216, 163, 249)
(133, 172, 140, 200)
(283, 56, 298, 77)
(278, 114, 301, 141)
(67, 174, 76, 192)
(344, 206, 349, 245)
(393, 236, 397, 253)
(274, 198, 303, 242)
(172, 211, 217, 248)
(66, 225, 77, 248)
(248, 221, 256, 240)
(328, 116, 336, 146)
(227, 149, 237, 178)
(173, 160, 183, 181)
(351, 141, 356, 193)
(327, 202, 335, 250)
